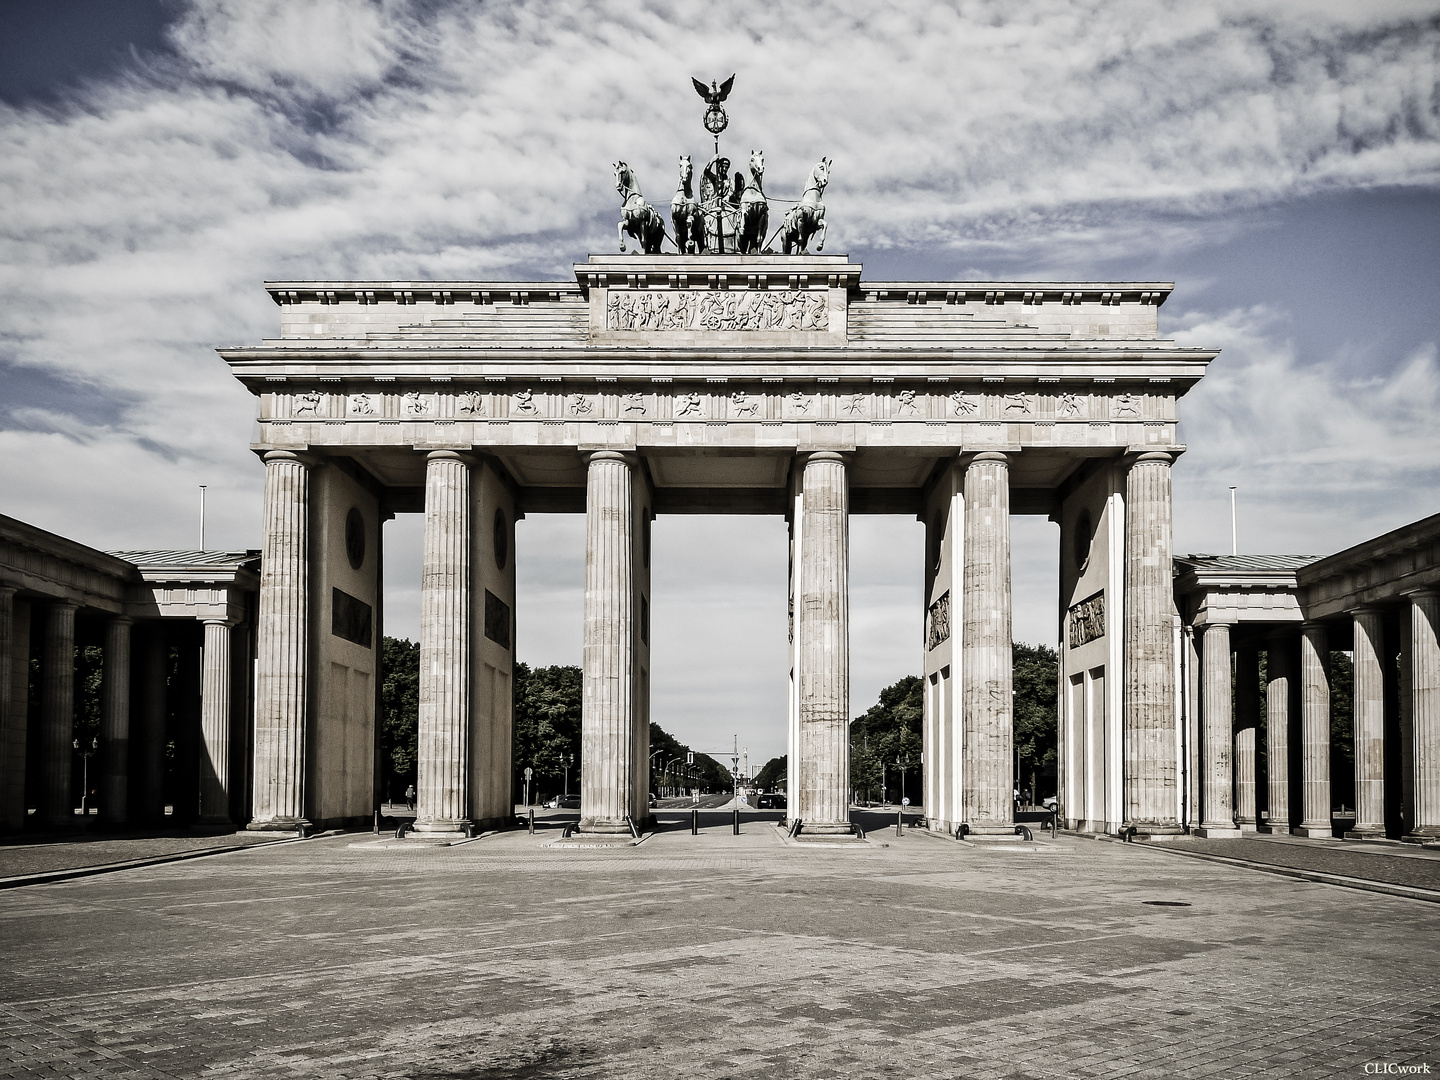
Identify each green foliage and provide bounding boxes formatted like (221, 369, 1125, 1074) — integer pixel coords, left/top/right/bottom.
(648, 723, 733, 794)
(380, 636, 419, 797)
(850, 675, 923, 801)
(754, 755, 786, 791)
(1014, 641, 1059, 793)
(513, 662, 583, 784)
(74, 645, 103, 744)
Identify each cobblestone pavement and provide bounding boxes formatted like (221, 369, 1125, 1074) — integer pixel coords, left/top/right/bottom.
(1161, 835, 1440, 891)
(1, 825, 1437, 1079)
(0, 831, 279, 880)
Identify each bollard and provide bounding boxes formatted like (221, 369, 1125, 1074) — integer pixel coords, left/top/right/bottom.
(896, 809, 903, 837)
(373, 810, 380, 835)
(732, 806, 740, 835)
(691, 807, 699, 835)
(528, 807, 535, 835)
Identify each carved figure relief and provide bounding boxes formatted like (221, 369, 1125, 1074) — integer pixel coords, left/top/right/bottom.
(842, 393, 865, 416)
(1068, 591, 1105, 648)
(348, 393, 374, 415)
(458, 390, 485, 415)
(294, 390, 322, 416)
(512, 388, 537, 415)
(1057, 392, 1081, 417)
(403, 391, 430, 415)
(621, 392, 647, 415)
(675, 391, 703, 417)
(949, 391, 977, 415)
(606, 289, 828, 332)
(1114, 393, 1141, 415)
(786, 390, 811, 414)
(927, 590, 951, 651)
(569, 393, 593, 416)
(1003, 393, 1033, 415)
(730, 390, 759, 417)
(896, 389, 919, 415)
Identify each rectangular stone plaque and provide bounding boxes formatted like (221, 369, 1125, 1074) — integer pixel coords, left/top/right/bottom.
(331, 587, 372, 648)
(606, 289, 830, 333)
(1068, 591, 1105, 648)
(484, 588, 511, 649)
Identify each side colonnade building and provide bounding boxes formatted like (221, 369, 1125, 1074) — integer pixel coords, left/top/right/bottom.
(0, 513, 258, 831)
(222, 253, 1216, 840)
(1171, 513, 1440, 844)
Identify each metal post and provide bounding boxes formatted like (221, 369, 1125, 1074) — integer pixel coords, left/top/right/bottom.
(896, 808, 903, 837)
(691, 807, 698, 835)
(732, 806, 740, 835)
(528, 807, 535, 835)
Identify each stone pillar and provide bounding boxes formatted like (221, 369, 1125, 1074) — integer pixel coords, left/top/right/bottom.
(1124, 452, 1182, 835)
(1349, 608, 1387, 839)
(796, 451, 851, 833)
(249, 450, 310, 830)
(415, 451, 472, 836)
(0, 587, 15, 831)
(1234, 646, 1259, 832)
(1404, 590, 1440, 843)
(580, 451, 638, 833)
(961, 452, 1013, 837)
(99, 616, 132, 827)
(135, 625, 168, 824)
(1196, 622, 1240, 837)
(1295, 623, 1332, 837)
(40, 602, 78, 829)
(197, 619, 233, 826)
(1265, 630, 1295, 834)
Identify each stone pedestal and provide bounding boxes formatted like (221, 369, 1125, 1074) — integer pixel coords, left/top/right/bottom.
(1123, 452, 1183, 836)
(249, 450, 311, 831)
(1294, 623, 1332, 838)
(1196, 621, 1241, 838)
(1404, 590, 1440, 844)
(1235, 646, 1259, 832)
(1264, 631, 1295, 834)
(960, 452, 1014, 838)
(794, 452, 852, 834)
(1348, 608, 1387, 839)
(197, 619, 233, 826)
(579, 452, 644, 834)
(415, 451, 473, 838)
(40, 602, 78, 829)
(99, 616, 132, 827)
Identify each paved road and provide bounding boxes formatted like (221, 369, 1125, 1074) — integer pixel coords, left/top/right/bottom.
(2, 826, 1437, 1078)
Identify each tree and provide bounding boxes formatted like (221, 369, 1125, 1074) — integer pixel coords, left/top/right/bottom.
(513, 663, 583, 793)
(850, 675, 923, 804)
(754, 755, 786, 792)
(379, 636, 419, 801)
(1013, 642, 1059, 801)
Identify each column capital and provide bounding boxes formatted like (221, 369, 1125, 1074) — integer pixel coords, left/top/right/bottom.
(800, 450, 849, 466)
(585, 449, 638, 467)
(425, 449, 473, 465)
(48, 600, 79, 613)
(1351, 604, 1387, 616)
(262, 449, 316, 467)
(202, 617, 236, 629)
(1403, 587, 1440, 601)
(109, 614, 135, 626)
(0, 583, 16, 599)
(1127, 450, 1175, 467)
(964, 450, 1010, 467)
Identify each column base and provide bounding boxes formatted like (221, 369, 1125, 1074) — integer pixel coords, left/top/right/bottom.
(1193, 825, 1243, 839)
(1292, 824, 1332, 838)
(1402, 829, 1440, 847)
(801, 822, 856, 836)
(1262, 824, 1291, 836)
(247, 817, 311, 834)
(1238, 821, 1260, 834)
(576, 819, 634, 836)
(1344, 824, 1390, 841)
(411, 818, 472, 840)
(1127, 822, 1186, 840)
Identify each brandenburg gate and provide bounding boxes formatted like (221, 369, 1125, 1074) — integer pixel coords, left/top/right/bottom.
(221, 253, 1216, 840)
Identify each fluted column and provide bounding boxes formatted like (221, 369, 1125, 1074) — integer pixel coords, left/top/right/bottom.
(581, 451, 636, 833)
(197, 619, 233, 826)
(1348, 608, 1387, 839)
(415, 451, 472, 834)
(1124, 452, 1182, 834)
(1197, 622, 1240, 837)
(1235, 646, 1259, 831)
(0, 587, 16, 831)
(1404, 590, 1440, 843)
(249, 450, 310, 830)
(99, 616, 133, 826)
(1295, 623, 1332, 837)
(134, 626, 167, 823)
(40, 602, 78, 829)
(796, 451, 851, 833)
(1265, 630, 1295, 834)
(961, 452, 1013, 836)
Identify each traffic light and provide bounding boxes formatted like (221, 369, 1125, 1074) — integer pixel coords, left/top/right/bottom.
(686, 751, 694, 765)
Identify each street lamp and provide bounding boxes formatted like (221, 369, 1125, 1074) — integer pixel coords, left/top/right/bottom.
(73, 736, 98, 817)
(563, 752, 574, 797)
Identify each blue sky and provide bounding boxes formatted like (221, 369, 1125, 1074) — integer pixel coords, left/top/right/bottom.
(2, 1, 1438, 762)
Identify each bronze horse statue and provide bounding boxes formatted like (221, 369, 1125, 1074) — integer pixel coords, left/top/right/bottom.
(780, 156, 831, 254)
(614, 160, 665, 254)
(670, 155, 704, 255)
(738, 150, 769, 255)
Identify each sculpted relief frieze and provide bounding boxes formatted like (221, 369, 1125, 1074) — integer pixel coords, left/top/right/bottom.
(606, 289, 829, 332)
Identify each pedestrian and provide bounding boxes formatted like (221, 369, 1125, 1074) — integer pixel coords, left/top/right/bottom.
(405, 783, 416, 812)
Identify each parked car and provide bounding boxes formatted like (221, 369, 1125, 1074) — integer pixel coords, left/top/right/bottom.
(757, 793, 787, 809)
(1041, 795, 1057, 811)
(545, 794, 581, 809)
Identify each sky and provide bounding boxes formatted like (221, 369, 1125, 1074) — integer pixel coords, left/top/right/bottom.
(2, 0, 1438, 765)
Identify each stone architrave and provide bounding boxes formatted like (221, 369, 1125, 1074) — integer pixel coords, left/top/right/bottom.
(580, 451, 639, 834)
(99, 616, 133, 826)
(1404, 590, 1440, 843)
(198, 619, 233, 826)
(1264, 631, 1295, 834)
(250, 450, 311, 830)
(1197, 622, 1240, 838)
(1234, 647, 1259, 832)
(415, 451, 473, 836)
(1124, 452, 1182, 835)
(41, 602, 78, 829)
(796, 451, 851, 833)
(961, 452, 1014, 837)
(1294, 623, 1332, 838)
(1349, 608, 1388, 839)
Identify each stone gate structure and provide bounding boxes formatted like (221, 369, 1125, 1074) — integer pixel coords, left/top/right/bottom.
(220, 254, 1217, 839)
